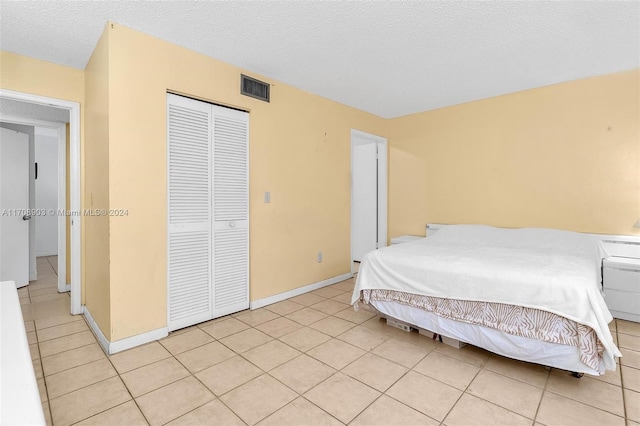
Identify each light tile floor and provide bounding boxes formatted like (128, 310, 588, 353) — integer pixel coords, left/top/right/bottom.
(21, 259, 639, 425)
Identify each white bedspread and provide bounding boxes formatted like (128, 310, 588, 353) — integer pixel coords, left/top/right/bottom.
(352, 225, 621, 370)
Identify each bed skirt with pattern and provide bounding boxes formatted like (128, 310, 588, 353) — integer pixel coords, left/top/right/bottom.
(356, 289, 604, 371)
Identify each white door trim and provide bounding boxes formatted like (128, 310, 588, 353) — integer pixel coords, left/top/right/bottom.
(350, 129, 387, 274)
(57, 124, 68, 292)
(0, 89, 82, 315)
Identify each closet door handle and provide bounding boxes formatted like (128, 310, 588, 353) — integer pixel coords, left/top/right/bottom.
(229, 221, 236, 228)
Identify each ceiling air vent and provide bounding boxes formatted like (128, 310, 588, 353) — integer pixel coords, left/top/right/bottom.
(241, 74, 270, 102)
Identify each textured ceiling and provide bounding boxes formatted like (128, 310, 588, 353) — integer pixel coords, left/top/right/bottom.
(0, 99, 69, 123)
(0, 1, 638, 118)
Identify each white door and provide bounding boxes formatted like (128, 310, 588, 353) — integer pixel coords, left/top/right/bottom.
(167, 94, 249, 331)
(167, 94, 213, 330)
(0, 127, 30, 288)
(351, 130, 387, 264)
(212, 108, 249, 316)
(352, 143, 378, 261)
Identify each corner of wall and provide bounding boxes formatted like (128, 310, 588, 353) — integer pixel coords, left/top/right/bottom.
(83, 25, 112, 340)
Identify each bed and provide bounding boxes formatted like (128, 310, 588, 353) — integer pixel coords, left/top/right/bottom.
(351, 224, 622, 376)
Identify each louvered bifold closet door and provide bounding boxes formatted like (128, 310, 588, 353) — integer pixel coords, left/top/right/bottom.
(212, 105, 249, 317)
(167, 94, 213, 331)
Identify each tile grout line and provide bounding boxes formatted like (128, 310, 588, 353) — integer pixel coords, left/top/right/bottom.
(38, 332, 97, 360)
(259, 354, 351, 425)
(46, 256, 57, 275)
(532, 365, 552, 424)
(33, 326, 54, 425)
(39, 313, 139, 425)
(617, 320, 629, 422)
(542, 375, 627, 420)
(66, 400, 141, 426)
(74, 321, 154, 426)
(541, 387, 627, 420)
(43, 358, 116, 394)
(438, 345, 491, 425)
(34, 314, 85, 331)
(36, 326, 92, 345)
(346, 347, 437, 425)
(296, 395, 346, 425)
(463, 363, 548, 423)
(167, 343, 246, 425)
(341, 327, 479, 424)
(59, 376, 152, 425)
(399, 345, 553, 423)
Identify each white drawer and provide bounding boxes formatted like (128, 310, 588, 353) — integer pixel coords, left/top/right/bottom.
(604, 288, 640, 318)
(604, 267, 640, 292)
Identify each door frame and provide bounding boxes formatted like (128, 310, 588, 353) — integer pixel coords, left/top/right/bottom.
(350, 129, 387, 274)
(0, 89, 82, 315)
(1, 120, 65, 287)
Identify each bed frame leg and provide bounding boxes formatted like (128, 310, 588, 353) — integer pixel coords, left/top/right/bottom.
(570, 371, 584, 378)
(432, 333, 443, 343)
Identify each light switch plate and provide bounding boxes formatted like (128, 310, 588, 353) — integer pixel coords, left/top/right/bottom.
(264, 192, 270, 203)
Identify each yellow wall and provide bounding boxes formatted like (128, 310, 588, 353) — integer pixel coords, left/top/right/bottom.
(83, 29, 112, 339)
(0, 51, 84, 102)
(388, 69, 640, 237)
(106, 23, 387, 340)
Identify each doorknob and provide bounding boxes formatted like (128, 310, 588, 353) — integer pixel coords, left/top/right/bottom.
(22, 215, 32, 221)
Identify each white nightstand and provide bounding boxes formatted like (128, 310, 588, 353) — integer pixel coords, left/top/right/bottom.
(390, 235, 425, 245)
(603, 257, 640, 323)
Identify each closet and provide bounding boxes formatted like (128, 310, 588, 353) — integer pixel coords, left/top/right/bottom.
(166, 93, 249, 331)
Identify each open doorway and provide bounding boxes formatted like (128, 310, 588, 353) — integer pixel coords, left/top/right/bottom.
(0, 90, 82, 315)
(1, 119, 68, 298)
(350, 129, 387, 275)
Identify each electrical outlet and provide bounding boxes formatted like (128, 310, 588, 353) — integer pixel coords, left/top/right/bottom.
(317, 252, 323, 263)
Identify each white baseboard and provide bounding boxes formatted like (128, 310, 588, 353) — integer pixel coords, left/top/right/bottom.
(82, 273, 354, 354)
(250, 272, 353, 310)
(82, 306, 110, 355)
(109, 327, 168, 354)
(83, 305, 168, 355)
(64, 284, 71, 292)
(36, 251, 57, 257)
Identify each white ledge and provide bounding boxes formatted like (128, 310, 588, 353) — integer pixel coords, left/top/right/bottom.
(0, 281, 45, 425)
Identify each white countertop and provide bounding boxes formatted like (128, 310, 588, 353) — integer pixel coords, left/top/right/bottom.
(0, 281, 46, 425)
